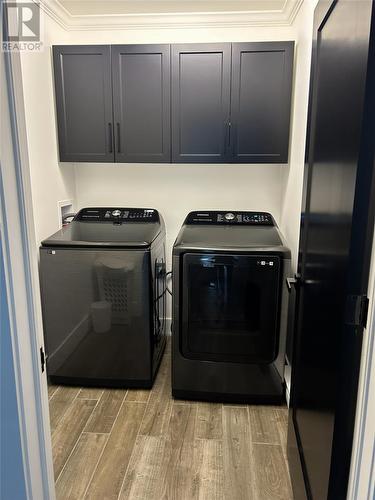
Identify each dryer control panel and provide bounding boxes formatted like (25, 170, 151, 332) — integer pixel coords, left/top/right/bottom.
(185, 211, 274, 226)
(75, 207, 159, 223)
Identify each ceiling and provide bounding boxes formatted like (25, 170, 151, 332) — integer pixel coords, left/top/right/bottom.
(40, 0, 304, 30)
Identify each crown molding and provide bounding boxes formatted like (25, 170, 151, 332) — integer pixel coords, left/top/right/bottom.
(38, 0, 304, 31)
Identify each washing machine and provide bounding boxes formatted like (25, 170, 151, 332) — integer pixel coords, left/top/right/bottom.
(40, 207, 166, 388)
(172, 210, 290, 403)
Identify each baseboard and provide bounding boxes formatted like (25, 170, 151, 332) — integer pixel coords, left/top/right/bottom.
(284, 356, 292, 407)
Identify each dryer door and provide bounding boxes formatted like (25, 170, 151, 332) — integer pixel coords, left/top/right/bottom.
(181, 253, 281, 364)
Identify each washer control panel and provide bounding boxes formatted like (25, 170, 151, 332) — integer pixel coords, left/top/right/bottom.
(185, 211, 274, 226)
(75, 207, 159, 223)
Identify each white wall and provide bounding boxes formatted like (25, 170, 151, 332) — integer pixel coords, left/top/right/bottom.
(279, 0, 316, 270)
(20, 14, 76, 244)
(75, 163, 284, 260)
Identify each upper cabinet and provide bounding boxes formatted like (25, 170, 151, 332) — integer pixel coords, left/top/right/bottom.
(53, 44, 171, 163)
(112, 45, 171, 163)
(53, 42, 294, 164)
(171, 44, 231, 163)
(53, 45, 114, 162)
(230, 42, 294, 163)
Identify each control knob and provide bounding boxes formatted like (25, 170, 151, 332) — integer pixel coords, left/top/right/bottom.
(224, 212, 235, 221)
(112, 210, 121, 217)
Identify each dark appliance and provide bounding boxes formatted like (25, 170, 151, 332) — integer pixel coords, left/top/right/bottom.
(172, 210, 291, 403)
(39, 207, 167, 388)
(287, 1, 375, 499)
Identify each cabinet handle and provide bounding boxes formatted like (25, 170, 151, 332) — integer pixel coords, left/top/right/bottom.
(108, 123, 113, 153)
(227, 121, 232, 150)
(117, 123, 121, 154)
(231, 122, 237, 156)
(224, 120, 231, 156)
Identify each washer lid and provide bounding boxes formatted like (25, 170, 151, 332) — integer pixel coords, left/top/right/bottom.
(175, 225, 283, 248)
(41, 207, 161, 248)
(174, 211, 290, 255)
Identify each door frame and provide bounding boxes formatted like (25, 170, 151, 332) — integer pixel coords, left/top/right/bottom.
(347, 235, 375, 499)
(1, 33, 55, 500)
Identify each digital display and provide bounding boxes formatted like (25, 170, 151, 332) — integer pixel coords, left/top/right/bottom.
(75, 208, 159, 223)
(185, 211, 274, 226)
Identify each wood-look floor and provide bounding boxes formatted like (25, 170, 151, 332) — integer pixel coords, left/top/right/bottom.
(49, 339, 293, 500)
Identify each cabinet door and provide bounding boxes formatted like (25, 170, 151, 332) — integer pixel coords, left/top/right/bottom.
(112, 45, 171, 163)
(53, 46, 114, 162)
(171, 44, 231, 163)
(230, 42, 294, 163)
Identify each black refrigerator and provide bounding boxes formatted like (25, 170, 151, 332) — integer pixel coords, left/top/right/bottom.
(287, 1, 375, 499)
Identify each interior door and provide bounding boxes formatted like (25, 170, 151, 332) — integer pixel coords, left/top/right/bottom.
(53, 45, 114, 162)
(112, 44, 171, 163)
(171, 43, 231, 163)
(289, 1, 375, 499)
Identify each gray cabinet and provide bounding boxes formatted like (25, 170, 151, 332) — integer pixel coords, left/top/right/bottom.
(112, 45, 171, 163)
(53, 42, 294, 164)
(171, 44, 231, 163)
(53, 46, 114, 162)
(171, 42, 294, 164)
(230, 42, 294, 163)
(53, 44, 170, 163)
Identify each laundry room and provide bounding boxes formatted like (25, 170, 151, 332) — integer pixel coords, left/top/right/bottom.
(1, 1, 375, 500)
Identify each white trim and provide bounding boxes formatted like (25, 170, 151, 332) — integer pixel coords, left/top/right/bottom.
(38, 0, 304, 30)
(347, 228, 375, 500)
(0, 176, 32, 500)
(1, 31, 55, 500)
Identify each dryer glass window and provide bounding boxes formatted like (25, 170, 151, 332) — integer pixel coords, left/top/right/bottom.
(181, 253, 281, 363)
